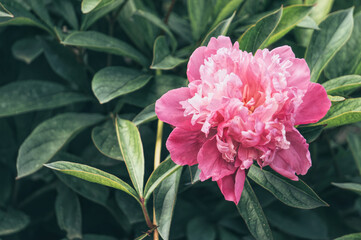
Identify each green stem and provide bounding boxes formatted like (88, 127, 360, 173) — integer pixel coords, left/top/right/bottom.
(140, 197, 154, 229)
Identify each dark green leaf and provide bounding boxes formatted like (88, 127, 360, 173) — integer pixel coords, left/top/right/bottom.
(347, 133, 361, 175)
(332, 182, 361, 196)
(0, 209, 29, 236)
(298, 125, 325, 143)
(28, 0, 53, 27)
(237, 179, 273, 240)
(150, 36, 186, 70)
(115, 118, 145, 197)
(0, 167, 12, 206)
(325, 12, 361, 79)
(0, 80, 89, 118)
(155, 167, 182, 240)
(335, 233, 361, 240)
(238, 7, 283, 53)
(144, 157, 181, 201)
(17, 113, 104, 178)
(305, 8, 354, 82)
(46, 161, 139, 200)
(248, 165, 328, 209)
(202, 11, 235, 46)
(92, 66, 151, 104)
(133, 103, 157, 126)
(62, 31, 149, 67)
(115, 191, 143, 224)
(211, 0, 243, 28)
(187, 217, 216, 240)
(55, 184, 82, 240)
(188, 0, 213, 40)
(91, 121, 122, 160)
(323, 75, 361, 96)
(52, 0, 79, 30)
(12, 37, 43, 64)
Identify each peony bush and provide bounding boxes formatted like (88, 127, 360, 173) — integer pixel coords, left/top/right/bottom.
(0, 0, 361, 240)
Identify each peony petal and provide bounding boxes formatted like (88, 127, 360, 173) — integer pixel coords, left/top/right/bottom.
(217, 168, 245, 205)
(270, 128, 311, 181)
(198, 137, 236, 181)
(287, 58, 310, 91)
(271, 45, 295, 60)
(155, 87, 201, 130)
(166, 128, 207, 166)
(294, 83, 331, 125)
(207, 36, 233, 50)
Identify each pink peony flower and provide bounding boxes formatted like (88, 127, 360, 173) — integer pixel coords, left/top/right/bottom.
(155, 36, 331, 204)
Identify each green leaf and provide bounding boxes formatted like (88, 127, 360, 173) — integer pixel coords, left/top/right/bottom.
(325, 12, 361, 78)
(323, 75, 361, 95)
(81, 0, 102, 13)
(133, 103, 157, 126)
(81, 0, 124, 30)
(202, 11, 236, 46)
(188, 0, 213, 40)
(0, 3, 13, 17)
(135, 10, 177, 51)
(27, 0, 53, 27)
(115, 118, 145, 197)
(187, 217, 216, 240)
(305, 8, 354, 82)
(92, 66, 152, 104)
(17, 113, 104, 178)
(335, 233, 361, 240)
(298, 125, 325, 143)
(0, 209, 29, 236)
(115, 191, 144, 224)
(264, 5, 313, 46)
(211, 0, 243, 28)
(328, 95, 345, 102)
(0, 80, 89, 118)
(53, 0, 79, 30)
(144, 157, 181, 201)
(62, 31, 149, 67)
(347, 133, 361, 175)
(62, 234, 118, 240)
(238, 7, 283, 53)
(312, 98, 361, 128)
(296, 15, 320, 30)
(237, 179, 273, 240)
(55, 184, 82, 240)
(11, 37, 43, 64)
(150, 36, 186, 70)
(46, 161, 139, 200)
(91, 121, 123, 160)
(332, 182, 361, 196)
(154, 167, 182, 240)
(248, 165, 328, 209)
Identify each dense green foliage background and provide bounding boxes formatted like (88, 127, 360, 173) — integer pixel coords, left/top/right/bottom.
(1, 0, 361, 239)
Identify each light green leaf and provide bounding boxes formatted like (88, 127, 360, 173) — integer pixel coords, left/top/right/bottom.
(212, 0, 243, 28)
(81, 0, 102, 14)
(332, 182, 361, 196)
(237, 179, 273, 240)
(325, 13, 361, 79)
(0, 3, 13, 17)
(188, 0, 213, 40)
(144, 157, 181, 201)
(335, 233, 361, 240)
(135, 10, 177, 51)
(238, 7, 283, 53)
(305, 8, 354, 82)
(187, 217, 216, 240)
(296, 15, 320, 30)
(323, 75, 361, 96)
(328, 95, 345, 102)
(92, 66, 152, 104)
(154, 168, 182, 240)
(248, 165, 328, 209)
(265, 5, 313, 46)
(347, 133, 361, 175)
(46, 161, 139, 200)
(91, 121, 123, 160)
(115, 118, 145, 197)
(62, 31, 149, 67)
(17, 113, 104, 178)
(312, 98, 361, 128)
(55, 184, 82, 240)
(0, 81, 89, 118)
(133, 103, 157, 126)
(202, 11, 235, 46)
(150, 36, 186, 70)
(81, 0, 124, 30)
(12, 37, 43, 64)
(0, 209, 29, 236)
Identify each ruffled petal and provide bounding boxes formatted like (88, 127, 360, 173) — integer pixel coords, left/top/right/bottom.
(155, 87, 201, 130)
(217, 168, 245, 205)
(207, 36, 233, 50)
(166, 128, 207, 166)
(271, 45, 295, 60)
(198, 137, 236, 181)
(287, 58, 310, 91)
(270, 128, 311, 181)
(294, 83, 331, 125)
